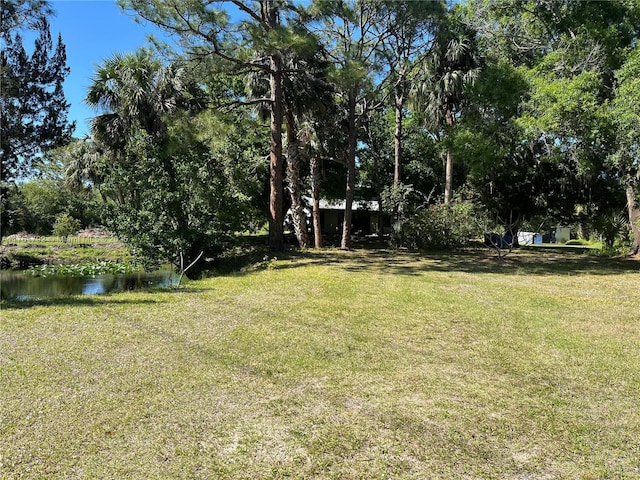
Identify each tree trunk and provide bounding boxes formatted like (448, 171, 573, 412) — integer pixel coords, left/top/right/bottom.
(116, 187, 125, 205)
(311, 155, 322, 249)
(392, 84, 405, 222)
(341, 92, 357, 250)
(375, 148, 384, 245)
(444, 145, 453, 205)
(393, 84, 404, 189)
(363, 110, 385, 243)
(268, 53, 284, 252)
(626, 180, 640, 256)
(444, 109, 455, 205)
(377, 196, 384, 244)
(284, 106, 309, 248)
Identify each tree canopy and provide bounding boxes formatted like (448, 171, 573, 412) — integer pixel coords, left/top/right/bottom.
(9, 0, 640, 258)
(1, 0, 74, 238)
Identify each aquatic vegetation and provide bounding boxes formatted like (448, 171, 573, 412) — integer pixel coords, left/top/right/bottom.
(27, 261, 139, 278)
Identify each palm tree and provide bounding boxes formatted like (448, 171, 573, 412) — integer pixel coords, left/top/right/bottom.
(85, 49, 186, 150)
(411, 15, 481, 204)
(282, 46, 335, 250)
(59, 137, 112, 203)
(85, 50, 221, 272)
(85, 49, 200, 209)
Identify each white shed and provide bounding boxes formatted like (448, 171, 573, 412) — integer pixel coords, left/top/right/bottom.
(553, 226, 571, 243)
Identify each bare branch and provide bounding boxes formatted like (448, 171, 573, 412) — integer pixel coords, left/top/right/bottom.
(177, 250, 204, 287)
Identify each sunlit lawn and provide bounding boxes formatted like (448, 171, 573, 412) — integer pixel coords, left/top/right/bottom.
(1, 249, 639, 479)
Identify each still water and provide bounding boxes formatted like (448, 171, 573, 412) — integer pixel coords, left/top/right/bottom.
(0, 269, 179, 301)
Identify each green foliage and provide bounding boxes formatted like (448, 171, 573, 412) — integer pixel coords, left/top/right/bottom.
(18, 180, 68, 234)
(593, 212, 628, 248)
(245, 255, 279, 272)
(611, 46, 640, 175)
(0, 237, 131, 268)
(1, 1, 74, 238)
(564, 239, 591, 246)
(518, 70, 610, 156)
(380, 182, 414, 217)
(460, 0, 637, 247)
(3, 178, 101, 236)
(391, 200, 483, 250)
(0, 13, 74, 180)
(588, 243, 632, 257)
(121, 0, 313, 252)
(99, 124, 254, 270)
(52, 213, 81, 242)
(83, 49, 257, 270)
(401, 120, 442, 196)
(193, 108, 269, 223)
(411, 8, 482, 130)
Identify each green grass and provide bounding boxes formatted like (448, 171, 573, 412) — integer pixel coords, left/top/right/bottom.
(1, 249, 639, 479)
(564, 239, 600, 247)
(0, 236, 131, 267)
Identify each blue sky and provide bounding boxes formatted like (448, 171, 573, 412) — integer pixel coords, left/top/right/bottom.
(47, 1, 169, 137)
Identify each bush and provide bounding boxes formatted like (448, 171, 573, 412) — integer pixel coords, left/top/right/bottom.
(52, 213, 81, 242)
(392, 201, 483, 250)
(593, 212, 627, 247)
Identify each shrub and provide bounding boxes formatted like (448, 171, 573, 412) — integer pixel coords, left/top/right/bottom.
(52, 213, 81, 243)
(592, 212, 627, 247)
(392, 201, 483, 250)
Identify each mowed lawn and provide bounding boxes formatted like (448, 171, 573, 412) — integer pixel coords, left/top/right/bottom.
(1, 250, 639, 479)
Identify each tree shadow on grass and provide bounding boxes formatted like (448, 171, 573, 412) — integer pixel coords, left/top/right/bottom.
(271, 247, 640, 277)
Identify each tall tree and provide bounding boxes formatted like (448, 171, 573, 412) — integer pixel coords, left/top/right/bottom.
(121, 0, 315, 252)
(246, 32, 331, 249)
(1, 0, 74, 238)
(467, 0, 639, 246)
(57, 137, 111, 203)
(1, 0, 51, 30)
(85, 50, 253, 270)
(308, 0, 389, 249)
(612, 46, 640, 255)
(411, 10, 481, 205)
(297, 106, 345, 249)
(376, 0, 444, 191)
(85, 49, 188, 147)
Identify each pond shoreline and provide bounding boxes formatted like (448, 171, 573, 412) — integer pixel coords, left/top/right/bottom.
(0, 235, 183, 300)
(1, 268, 180, 301)
(0, 235, 132, 270)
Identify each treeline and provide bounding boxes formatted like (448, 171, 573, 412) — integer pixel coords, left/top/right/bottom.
(2, 0, 639, 266)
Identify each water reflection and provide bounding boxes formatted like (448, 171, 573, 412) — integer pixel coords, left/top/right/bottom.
(0, 269, 179, 300)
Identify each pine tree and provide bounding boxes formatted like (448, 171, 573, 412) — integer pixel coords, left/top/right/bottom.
(1, 1, 74, 237)
(122, 0, 297, 252)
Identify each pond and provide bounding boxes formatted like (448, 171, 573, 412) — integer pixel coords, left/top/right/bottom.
(0, 269, 180, 301)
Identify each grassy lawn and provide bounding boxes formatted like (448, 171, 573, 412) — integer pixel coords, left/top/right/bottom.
(1, 249, 639, 479)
